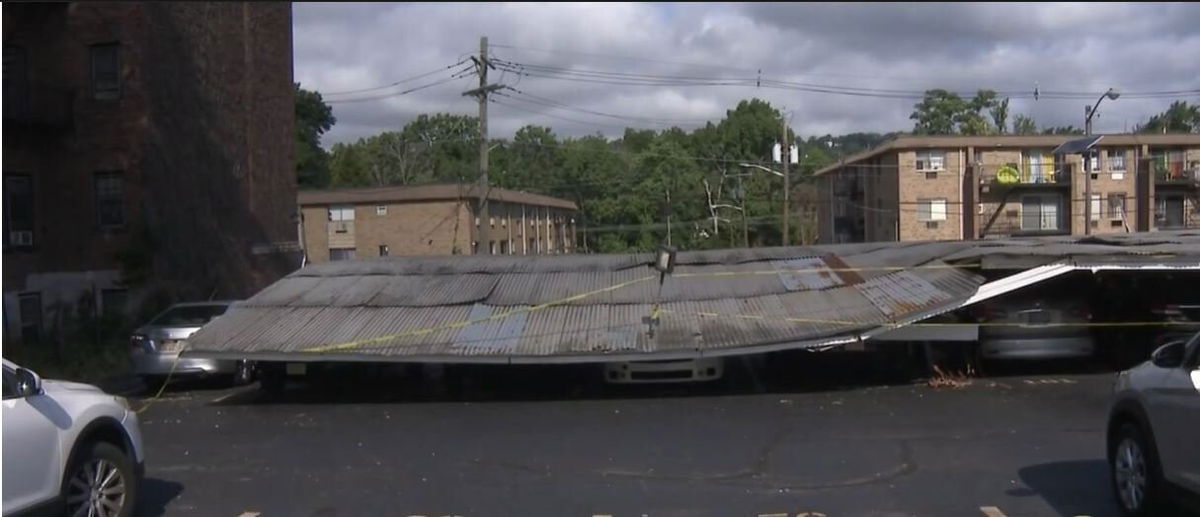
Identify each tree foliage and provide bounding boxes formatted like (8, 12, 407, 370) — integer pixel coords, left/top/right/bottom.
(1137, 101, 1200, 134)
(910, 89, 1009, 135)
(1012, 114, 1038, 135)
(295, 83, 336, 188)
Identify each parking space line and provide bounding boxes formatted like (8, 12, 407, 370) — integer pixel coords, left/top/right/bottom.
(980, 506, 1007, 517)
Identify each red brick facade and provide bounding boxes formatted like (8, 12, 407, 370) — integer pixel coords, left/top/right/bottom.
(2, 2, 296, 338)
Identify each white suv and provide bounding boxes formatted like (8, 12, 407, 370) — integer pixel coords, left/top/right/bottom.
(1107, 331, 1200, 516)
(2, 360, 144, 517)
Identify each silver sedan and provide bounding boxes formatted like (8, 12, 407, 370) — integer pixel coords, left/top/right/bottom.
(129, 301, 254, 386)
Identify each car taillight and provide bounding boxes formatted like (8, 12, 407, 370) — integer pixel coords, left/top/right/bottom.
(130, 334, 153, 353)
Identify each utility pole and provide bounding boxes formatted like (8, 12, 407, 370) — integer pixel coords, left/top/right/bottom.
(781, 114, 791, 246)
(665, 187, 672, 246)
(739, 175, 748, 248)
(462, 36, 503, 254)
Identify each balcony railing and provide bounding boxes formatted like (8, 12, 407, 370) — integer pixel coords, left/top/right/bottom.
(979, 163, 1068, 187)
(1152, 159, 1199, 184)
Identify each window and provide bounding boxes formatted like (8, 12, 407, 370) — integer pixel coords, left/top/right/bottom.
(329, 248, 356, 261)
(94, 172, 124, 229)
(101, 288, 128, 317)
(4, 45, 28, 116)
(1108, 149, 1127, 180)
(1090, 194, 1102, 221)
(3, 367, 16, 400)
(376, 205, 387, 216)
(1021, 194, 1060, 231)
(1086, 150, 1101, 176)
(1022, 150, 1056, 183)
(489, 241, 497, 255)
(328, 205, 355, 221)
(378, 245, 389, 257)
(4, 175, 34, 248)
(915, 150, 945, 171)
(916, 198, 947, 222)
(18, 292, 42, 343)
(90, 43, 120, 100)
(500, 240, 509, 254)
(1108, 194, 1126, 220)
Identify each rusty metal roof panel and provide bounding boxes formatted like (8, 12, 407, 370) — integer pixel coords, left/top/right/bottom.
(659, 263, 788, 302)
(770, 257, 844, 291)
(188, 233, 1197, 363)
(366, 274, 498, 307)
(244, 277, 326, 306)
(452, 304, 529, 355)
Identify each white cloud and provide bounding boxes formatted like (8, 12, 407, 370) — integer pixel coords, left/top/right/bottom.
(294, 2, 1200, 146)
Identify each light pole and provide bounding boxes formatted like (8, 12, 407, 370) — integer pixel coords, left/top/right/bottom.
(1084, 88, 1120, 136)
(738, 163, 785, 247)
(1083, 88, 1119, 235)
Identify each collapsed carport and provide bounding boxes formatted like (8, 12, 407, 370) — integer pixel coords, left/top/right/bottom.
(184, 231, 1200, 365)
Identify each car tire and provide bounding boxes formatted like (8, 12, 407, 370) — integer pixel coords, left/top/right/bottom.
(1110, 422, 1166, 516)
(62, 441, 138, 517)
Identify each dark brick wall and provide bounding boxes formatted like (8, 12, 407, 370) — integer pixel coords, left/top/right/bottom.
(3, 2, 295, 302)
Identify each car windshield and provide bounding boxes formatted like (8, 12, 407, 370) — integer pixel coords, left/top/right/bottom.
(150, 305, 229, 327)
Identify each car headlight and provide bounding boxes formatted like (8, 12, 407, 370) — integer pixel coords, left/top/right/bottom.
(115, 396, 132, 410)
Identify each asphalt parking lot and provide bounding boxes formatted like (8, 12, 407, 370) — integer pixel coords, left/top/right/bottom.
(129, 355, 1163, 517)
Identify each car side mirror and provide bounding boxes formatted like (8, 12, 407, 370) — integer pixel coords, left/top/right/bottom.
(14, 368, 43, 398)
(1151, 341, 1186, 369)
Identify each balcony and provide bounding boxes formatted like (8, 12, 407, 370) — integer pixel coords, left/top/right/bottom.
(3, 86, 75, 131)
(978, 163, 1068, 193)
(1152, 159, 1199, 186)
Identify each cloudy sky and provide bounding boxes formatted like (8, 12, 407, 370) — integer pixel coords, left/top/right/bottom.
(294, 2, 1200, 147)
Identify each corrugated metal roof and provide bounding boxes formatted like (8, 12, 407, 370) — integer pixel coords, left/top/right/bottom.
(186, 231, 1200, 363)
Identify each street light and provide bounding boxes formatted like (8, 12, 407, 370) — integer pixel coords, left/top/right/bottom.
(1083, 88, 1118, 236)
(737, 163, 784, 177)
(1085, 88, 1120, 135)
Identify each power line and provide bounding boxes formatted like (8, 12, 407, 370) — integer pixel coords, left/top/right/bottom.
(326, 72, 473, 104)
(493, 57, 1199, 100)
(503, 88, 714, 124)
(490, 43, 1200, 92)
(319, 59, 472, 97)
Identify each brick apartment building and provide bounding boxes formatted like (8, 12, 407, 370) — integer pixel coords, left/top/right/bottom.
(3, 3, 297, 342)
(815, 134, 1200, 244)
(298, 185, 579, 263)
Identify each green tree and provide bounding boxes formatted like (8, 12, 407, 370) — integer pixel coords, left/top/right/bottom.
(329, 142, 370, 187)
(990, 97, 1010, 134)
(295, 83, 336, 188)
(1012, 114, 1038, 135)
(398, 113, 478, 183)
(1041, 125, 1083, 135)
(911, 89, 967, 135)
(498, 126, 560, 190)
(1137, 101, 1200, 134)
(910, 89, 999, 135)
